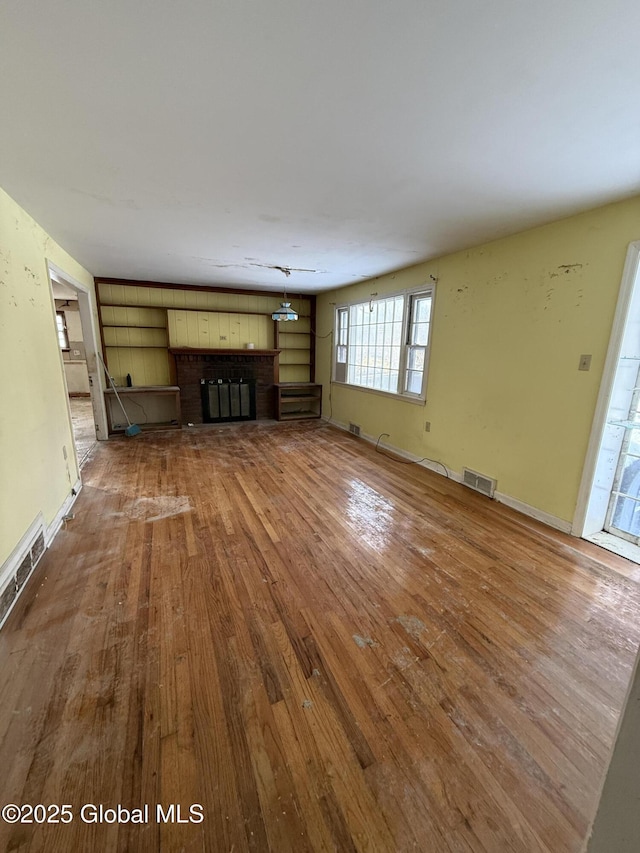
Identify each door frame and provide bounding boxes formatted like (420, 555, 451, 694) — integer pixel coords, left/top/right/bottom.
(573, 241, 640, 538)
(47, 262, 108, 452)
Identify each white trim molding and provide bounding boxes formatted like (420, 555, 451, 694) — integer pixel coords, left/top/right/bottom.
(0, 514, 45, 593)
(0, 482, 83, 630)
(45, 478, 82, 546)
(328, 418, 571, 533)
(47, 261, 109, 443)
(328, 418, 457, 480)
(0, 514, 46, 630)
(494, 492, 572, 534)
(573, 241, 640, 538)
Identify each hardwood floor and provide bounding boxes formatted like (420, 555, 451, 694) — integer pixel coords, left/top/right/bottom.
(1, 421, 640, 852)
(68, 396, 97, 468)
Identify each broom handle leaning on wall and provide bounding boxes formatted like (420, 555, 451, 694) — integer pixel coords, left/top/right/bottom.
(96, 352, 135, 429)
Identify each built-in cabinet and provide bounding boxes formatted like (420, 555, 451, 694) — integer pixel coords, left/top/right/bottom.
(104, 386, 181, 434)
(275, 383, 322, 420)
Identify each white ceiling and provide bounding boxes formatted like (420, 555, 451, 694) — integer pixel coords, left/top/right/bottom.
(51, 281, 78, 301)
(1, 1, 638, 294)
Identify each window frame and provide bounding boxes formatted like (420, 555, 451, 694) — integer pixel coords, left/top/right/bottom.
(332, 285, 434, 402)
(335, 306, 348, 383)
(403, 291, 433, 397)
(56, 311, 70, 351)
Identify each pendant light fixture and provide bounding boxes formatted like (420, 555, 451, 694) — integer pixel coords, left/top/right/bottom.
(271, 299, 299, 322)
(271, 267, 298, 321)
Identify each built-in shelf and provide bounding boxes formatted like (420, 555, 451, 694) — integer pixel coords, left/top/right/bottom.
(104, 385, 181, 435)
(278, 411, 321, 420)
(275, 383, 322, 421)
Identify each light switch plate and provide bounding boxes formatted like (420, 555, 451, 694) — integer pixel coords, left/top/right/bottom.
(579, 354, 592, 371)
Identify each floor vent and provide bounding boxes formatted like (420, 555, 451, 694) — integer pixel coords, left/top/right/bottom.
(462, 467, 496, 498)
(0, 519, 46, 630)
(348, 423, 361, 437)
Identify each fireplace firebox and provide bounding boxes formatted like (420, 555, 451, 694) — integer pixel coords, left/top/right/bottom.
(201, 378, 256, 423)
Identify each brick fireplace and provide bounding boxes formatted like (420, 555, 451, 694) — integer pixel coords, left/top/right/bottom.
(170, 348, 279, 424)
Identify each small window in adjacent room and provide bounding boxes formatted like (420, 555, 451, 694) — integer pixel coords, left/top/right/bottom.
(333, 286, 433, 400)
(56, 311, 69, 351)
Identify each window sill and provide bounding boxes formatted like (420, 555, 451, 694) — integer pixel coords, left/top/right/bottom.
(331, 380, 426, 405)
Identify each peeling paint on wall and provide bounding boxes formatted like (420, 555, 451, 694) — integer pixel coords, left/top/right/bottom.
(549, 262, 585, 278)
(0, 186, 96, 569)
(24, 265, 41, 285)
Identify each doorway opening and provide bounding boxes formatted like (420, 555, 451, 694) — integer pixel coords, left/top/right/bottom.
(575, 241, 640, 561)
(47, 263, 108, 471)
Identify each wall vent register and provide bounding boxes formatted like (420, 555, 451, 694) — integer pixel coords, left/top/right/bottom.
(462, 468, 496, 498)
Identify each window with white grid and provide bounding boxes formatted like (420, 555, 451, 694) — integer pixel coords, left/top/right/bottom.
(404, 293, 432, 395)
(334, 287, 433, 399)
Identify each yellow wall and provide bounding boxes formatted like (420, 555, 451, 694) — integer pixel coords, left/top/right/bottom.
(0, 187, 96, 567)
(316, 196, 640, 524)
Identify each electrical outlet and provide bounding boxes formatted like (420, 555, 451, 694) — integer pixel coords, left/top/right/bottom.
(425, 421, 431, 432)
(579, 354, 592, 371)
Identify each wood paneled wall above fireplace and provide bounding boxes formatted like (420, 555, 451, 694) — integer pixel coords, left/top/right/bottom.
(95, 279, 315, 389)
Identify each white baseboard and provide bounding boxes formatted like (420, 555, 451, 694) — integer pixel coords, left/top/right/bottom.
(45, 478, 82, 546)
(0, 481, 83, 630)
(368, 430, 457, 481)
(328, 418, 572, 534)
(329, 417, 457, 479)
(493, 491, 572, 534)
(0, 513, 46, 630)
(0, 513, 45, 595)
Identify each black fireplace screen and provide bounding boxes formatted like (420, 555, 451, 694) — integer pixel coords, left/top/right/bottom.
(201, 378, 256, 423)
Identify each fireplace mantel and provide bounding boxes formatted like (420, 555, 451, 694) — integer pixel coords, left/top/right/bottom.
(169, 347, 281, 356)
